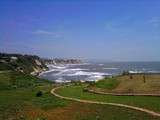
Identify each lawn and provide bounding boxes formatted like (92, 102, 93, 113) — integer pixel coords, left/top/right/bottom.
(56, 85, 160, 113)
(1, 72, 160, 120)
(68, 103, 160, 120)
(0, 72, 68, 120)
(94, 77, 120, 89)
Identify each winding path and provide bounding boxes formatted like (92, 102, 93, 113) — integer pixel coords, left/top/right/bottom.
(87, 88, 160, 96)
(51, 86, 160, 117)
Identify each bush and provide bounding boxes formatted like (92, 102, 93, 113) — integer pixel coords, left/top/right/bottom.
(130, 75, 133, 79)
(122, 71, 129, 75)
(83, 88, 88, 92)
(36, 91, 43, 97)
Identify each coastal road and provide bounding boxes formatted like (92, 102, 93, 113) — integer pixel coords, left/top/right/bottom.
(51, 86, 160, 117)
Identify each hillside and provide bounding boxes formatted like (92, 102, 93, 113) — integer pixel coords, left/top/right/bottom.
(1, 71, 159, 120)
(1, 53, 160, 119)
(0, 53, 81, 75)
(0, 53, 48, 74)
(88, 74, 160, 95)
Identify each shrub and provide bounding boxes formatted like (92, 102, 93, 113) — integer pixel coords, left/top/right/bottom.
(130, 75, 133, 79)
(122, 71, 129, 75)
(83, 88, 88, 92)
(36, 91, 43, 97)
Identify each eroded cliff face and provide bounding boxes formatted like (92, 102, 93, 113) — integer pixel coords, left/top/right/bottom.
(0, 53, 81, 75)
(0, 53, 47, 74)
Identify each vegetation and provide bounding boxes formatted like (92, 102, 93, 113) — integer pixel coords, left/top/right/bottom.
(70, 103, 160, 120)
(0, 71, 68, 120)
(0, 53, 47, 73)
(56, 85, 160, 113)
(36, 91, 43, 97)
(0, 62, 13, 71)
(1, 52, 160, 120)
(94, 77, 120, 90)
(89, 74, 160, 94)
(1, 72, 160, 119)
(0, 53, 81, 74)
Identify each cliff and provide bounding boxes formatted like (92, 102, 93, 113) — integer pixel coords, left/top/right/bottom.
(0, 53, 47, 74)
(0, 53, 81, 75)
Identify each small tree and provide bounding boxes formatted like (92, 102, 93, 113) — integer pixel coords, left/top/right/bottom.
(83, 88, 88, 92)
(130, 74, 133, 79)
(36, 91, 43, 97)
(143, 74, 146, 83)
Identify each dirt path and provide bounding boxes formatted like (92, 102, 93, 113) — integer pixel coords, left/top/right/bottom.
(51, 87, 160, 117)
(87, 88, 160, 96)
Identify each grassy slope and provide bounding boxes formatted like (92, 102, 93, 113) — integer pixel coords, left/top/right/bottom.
(56, 85, 160, 113)
(72, 103, 160, 120)
(115, 74, 160, 93)
(91, 74, 160, 94)
(0, 63, 13, 71)
(94, 77, 120, 90)
(1, 72, 160, 120)
(0, 72, 68, 120)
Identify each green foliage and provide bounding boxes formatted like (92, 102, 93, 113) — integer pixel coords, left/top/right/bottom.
(0, 72, 68, 120)
(95, 78, 120, 89)
(75, 104, 160, 120)
(0, 63, 13, 71)
(32, 92, 67, 110)
(0, 72, 50, 90)
(57, 85, 160, 113)
(36, 91, 43, 97)
(0, 53, 47, 73)
(83, 87, 88, 92)
(1, 72, 160, 120)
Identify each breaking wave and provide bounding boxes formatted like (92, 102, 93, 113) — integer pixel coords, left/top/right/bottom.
(40, 62, 160, 83)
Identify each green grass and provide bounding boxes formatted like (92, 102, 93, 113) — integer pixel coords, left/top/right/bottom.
(56, 85, 160, 113)
(93, 74, 160, 94)
(95, 77, 120, 89)
(0, 63, 13, 71)
(1, 72, 160, 120)
(0, 72, 68, 120)
(74, 104, 160, 120)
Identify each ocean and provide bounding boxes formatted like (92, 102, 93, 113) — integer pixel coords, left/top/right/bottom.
(39, 62, 160, 83)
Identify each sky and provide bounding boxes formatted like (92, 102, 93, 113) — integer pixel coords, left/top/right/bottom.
(0, 0, 160, 61)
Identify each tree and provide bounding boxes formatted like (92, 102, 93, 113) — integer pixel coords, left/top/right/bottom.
(36, 91, 43, 97)
(143, 74, 146, 83)
(83, 88, 88, 92)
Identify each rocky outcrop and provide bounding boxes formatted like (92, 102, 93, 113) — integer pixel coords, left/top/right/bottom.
(0, 53, 47, 74)
(0, 53, 81, 75)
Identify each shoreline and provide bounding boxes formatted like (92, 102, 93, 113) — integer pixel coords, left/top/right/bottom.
(35, 63, 160, 83)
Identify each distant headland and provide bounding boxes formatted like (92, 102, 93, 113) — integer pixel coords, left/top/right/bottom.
(0, 53, 81, 75)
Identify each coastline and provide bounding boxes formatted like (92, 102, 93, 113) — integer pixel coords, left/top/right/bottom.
(34, 62, 160, 83)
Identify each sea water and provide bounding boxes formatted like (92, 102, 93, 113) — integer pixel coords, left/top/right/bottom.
(39, 62, 160, 83)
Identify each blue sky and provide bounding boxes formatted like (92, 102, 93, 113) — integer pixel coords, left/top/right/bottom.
(0, 0, 160, 61)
